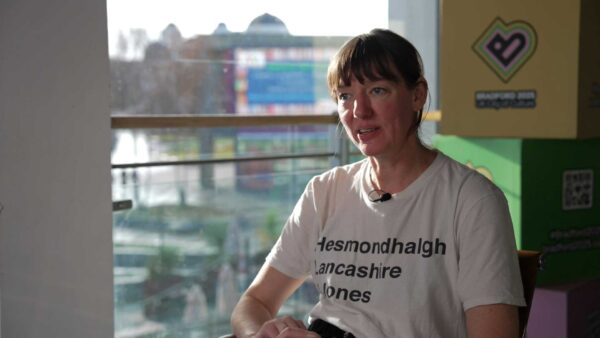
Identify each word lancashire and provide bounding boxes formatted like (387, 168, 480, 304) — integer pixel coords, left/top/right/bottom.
(315, 261, 402, 279)
(316, 237, 446, 258)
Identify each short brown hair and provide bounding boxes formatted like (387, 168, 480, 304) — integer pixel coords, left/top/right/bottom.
(327, 29, 426, 131)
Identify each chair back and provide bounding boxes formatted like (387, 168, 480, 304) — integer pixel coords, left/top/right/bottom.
(517, 250, 542, 338)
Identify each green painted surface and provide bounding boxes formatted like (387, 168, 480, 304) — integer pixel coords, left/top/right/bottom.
(521, 139, 600, 285)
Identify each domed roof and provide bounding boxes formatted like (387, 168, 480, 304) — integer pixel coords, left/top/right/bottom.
(213, 22, 231, 35)
(160, 23, 183, 50)
(246, 13, 289, 35)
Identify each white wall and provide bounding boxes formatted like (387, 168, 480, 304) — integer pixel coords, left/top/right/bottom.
(0, 0, 114, 337)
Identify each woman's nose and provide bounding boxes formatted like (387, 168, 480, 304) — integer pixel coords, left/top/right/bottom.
(352, 94, 372, 119)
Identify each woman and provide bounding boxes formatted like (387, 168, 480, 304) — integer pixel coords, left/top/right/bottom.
(231, 28, 524, 338)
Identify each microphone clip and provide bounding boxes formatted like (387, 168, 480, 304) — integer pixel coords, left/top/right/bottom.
(368, 189, 392, 203)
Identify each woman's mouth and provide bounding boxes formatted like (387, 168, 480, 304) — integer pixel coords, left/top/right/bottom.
(356, 127, 380, 142)
(358, 127, 378, 135)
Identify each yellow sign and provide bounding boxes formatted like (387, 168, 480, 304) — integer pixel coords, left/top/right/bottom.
(440, 0, 600, 139)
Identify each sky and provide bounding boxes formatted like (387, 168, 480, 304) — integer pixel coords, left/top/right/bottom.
(107, 0, 388, 55)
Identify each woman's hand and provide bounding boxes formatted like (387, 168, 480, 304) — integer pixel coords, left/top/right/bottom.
(232, 265, 314, 338)
(252, 316, 321, 338)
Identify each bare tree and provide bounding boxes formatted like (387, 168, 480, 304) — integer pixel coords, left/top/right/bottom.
(130, 28, 149, 60)
(116, 30, 128, 59)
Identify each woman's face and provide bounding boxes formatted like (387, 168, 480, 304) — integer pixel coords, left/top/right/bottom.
(336, 74, 425, 159)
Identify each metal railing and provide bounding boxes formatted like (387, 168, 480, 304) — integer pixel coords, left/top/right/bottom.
(111, 114, 344, 169)
(110, 112, 440, 169)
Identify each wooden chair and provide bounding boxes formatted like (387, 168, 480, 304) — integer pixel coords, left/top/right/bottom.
(517, 249, 542, 338)
(219, 250, 542, 338)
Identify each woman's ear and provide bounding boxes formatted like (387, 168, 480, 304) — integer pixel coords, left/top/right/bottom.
(411, 78, 428, 112)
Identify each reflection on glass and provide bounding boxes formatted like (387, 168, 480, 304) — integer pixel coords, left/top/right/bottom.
(110, 25, 347, 116)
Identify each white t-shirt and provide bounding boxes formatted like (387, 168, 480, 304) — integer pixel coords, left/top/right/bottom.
(266, 152, 525, 338)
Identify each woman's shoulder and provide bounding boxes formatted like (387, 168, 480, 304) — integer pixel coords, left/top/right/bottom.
(435, 151, 504, 198)
(300, 159, 367, 211)
(311, 158, 367, 185)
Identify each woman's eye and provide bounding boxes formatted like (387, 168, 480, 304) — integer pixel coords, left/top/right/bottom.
(371, 87, 387, 95)
(338, 93, 350, 101)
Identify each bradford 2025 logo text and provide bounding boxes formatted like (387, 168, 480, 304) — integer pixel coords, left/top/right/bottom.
(472, 18, 537, 83)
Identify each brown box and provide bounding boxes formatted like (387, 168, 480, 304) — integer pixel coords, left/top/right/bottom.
(440, 0, 600, 138)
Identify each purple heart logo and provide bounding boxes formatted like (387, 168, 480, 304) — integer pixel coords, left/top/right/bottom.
(473, 18, 537, 83)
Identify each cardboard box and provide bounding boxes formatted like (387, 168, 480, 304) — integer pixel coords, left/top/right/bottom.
(434, 135, 600, 285)
(527, 279, 600, 338)
(440, 0, 600, 138)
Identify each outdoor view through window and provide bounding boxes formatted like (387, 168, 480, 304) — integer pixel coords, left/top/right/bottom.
(108, 1, 435, 337)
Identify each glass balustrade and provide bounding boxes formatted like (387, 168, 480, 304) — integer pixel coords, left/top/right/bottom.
(112, 123, 344, 338)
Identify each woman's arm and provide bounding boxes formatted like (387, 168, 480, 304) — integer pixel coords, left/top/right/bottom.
(231, 263, 308, 338)
(465, 304, 519, 338)
(456, 177, 525, 338)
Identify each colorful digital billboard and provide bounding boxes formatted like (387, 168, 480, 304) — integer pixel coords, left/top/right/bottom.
(234, 47, 337, 114)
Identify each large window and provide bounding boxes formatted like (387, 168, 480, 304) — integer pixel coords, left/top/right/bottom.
(108, 1, 438, 337)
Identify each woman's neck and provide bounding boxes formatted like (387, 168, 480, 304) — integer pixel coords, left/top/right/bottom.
(369, 143, 437, 194)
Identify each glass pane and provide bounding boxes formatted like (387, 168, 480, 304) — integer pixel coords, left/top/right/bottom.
(107, 0, 388, 117)
(113, 159, 329, 337)
(111, 125, 340, 337)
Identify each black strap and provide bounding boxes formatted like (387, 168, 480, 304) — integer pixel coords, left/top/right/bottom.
(308, 319, 356, 338)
